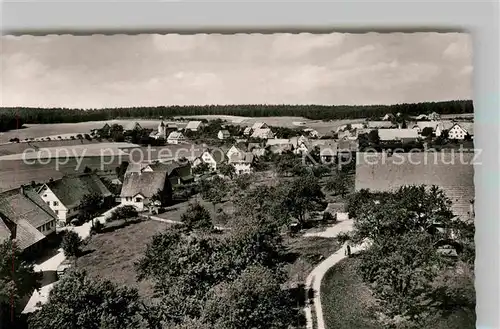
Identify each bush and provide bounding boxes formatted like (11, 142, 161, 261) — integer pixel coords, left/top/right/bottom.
(109, 205, 138, 222)
(93, 220, 104, 233)
(336, 232, 351, 245)
(61, 230, 82, 257)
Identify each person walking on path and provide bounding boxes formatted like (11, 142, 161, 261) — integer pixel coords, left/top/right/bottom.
(344, 242, 351, 257)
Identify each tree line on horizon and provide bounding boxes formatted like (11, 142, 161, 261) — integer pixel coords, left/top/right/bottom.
(0, 100, 473, 132)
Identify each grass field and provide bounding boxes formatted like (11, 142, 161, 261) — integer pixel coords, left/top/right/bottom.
(0, 156, 120, 192)
(0, 120, 188, 143)
(321, 256, 382, 329)
(76, 219, 172, 301)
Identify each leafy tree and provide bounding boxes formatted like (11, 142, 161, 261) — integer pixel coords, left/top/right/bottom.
(233, 173, 252, 190)
(151, 188, 171, 207)
(193, 162, 210, 176)
(200, 176, 228, 211)
(281, 175, 326, 225)
(0, 240, 41, 328)
(202, 265, 296, 329)
(79, 192, 103, 227)
(421, 127, 434, 137)
(218, 163, 236, 179)
(61, 231, 82, 257)
(276, 153, 302, 177)
(325, 170, 349, 197)
(28, 270, 149, 329)
(367, 129, 380, 145)
(181, 202, 213, 232)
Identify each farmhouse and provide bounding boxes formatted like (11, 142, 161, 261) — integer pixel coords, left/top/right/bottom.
(447, 123, 474, 140)
(0, 187, 58, 253)
(266, 139, 292, 154)
(243, 127, 253, 136)
(120, 172, 172, 211)
(382, 113, 395, 121)
(228, 152, 254, 175)
(251, 128, 275, 140)
(319, 143, 338, 163)
(415, 114, 429, 120)
(124, 122, 143, 132)
(226, 145, 244, 159)
(147, 160, 194, 186)
(303, 128, 320, 138)
(335, 123, 366, 133)
(193, 150, 226, 171)
(185, 121, 204, 132)
(378, 129, 419, 143)
(167, 131, 186, 144)
(429, 112, 441, 121)
(218, 130, 231, 140)
(355, 152, 475, 221)
(412, 121, 438, 134)
(251, 122, 268, 130)
(37, 174, 112, 224)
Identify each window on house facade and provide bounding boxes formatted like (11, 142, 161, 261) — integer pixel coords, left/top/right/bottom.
(46, 201, 50, 205)
(55, 210, 59, 215)
(135, 198, 142, 202)
(53, 201, 59, 206)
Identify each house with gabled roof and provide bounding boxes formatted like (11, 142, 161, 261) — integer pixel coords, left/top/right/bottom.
(226, 145, 244, 159)
(167, 131, 186, 144)
(0, 187, 58, 252)
(185, 121, 204, 132)
(147, 159, 194, 186)
(447, 122, 474, 140)
(243, 127, 253, 136)
(120, 171, 172, 211)
(218, 130, 231, 140)
(124, 122, 143, 132)
(382, 113, 395, 121)
(251, 122, 268, 130)
(355, 152, 475, 221)
(193, 150, 226, 172)
(266, 139, 292, 154)
(228, 152, 254, 175)
(251, 128, 275, 140)
(37, 174, 112, 223)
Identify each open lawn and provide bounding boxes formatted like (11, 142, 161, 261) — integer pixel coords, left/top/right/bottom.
(76, 219, 172, 301)
(321, 256, 382, 329)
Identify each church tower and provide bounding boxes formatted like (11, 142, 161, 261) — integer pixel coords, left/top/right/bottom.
(158, 116, 166, 138)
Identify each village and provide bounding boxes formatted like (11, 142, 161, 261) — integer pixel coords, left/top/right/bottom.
(0, 108, 475, 329)
(0, 31, 478, 329)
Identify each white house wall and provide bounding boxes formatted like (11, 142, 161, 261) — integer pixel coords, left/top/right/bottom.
(38, 186, 73, 223)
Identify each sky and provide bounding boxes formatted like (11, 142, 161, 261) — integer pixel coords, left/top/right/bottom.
(0, 32, 472, 108)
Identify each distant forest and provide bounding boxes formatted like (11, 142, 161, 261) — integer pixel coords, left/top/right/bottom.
(0, 100, 473, 132)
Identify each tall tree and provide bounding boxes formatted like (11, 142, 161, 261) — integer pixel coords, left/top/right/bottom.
(28, 270, 149, 329)
(281, 175, 326, 225)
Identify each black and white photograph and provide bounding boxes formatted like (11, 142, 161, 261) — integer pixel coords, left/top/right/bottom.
(1, 32, 475, 329)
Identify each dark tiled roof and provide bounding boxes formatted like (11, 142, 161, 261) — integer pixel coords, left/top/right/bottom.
(355, 152, 475, 220)
(0, 189, 56, 229)
(120, 172, 169, 198)
(43, 174, 112, 209)
(0, 216, 14, 242)
(15, 219, 46, 250)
